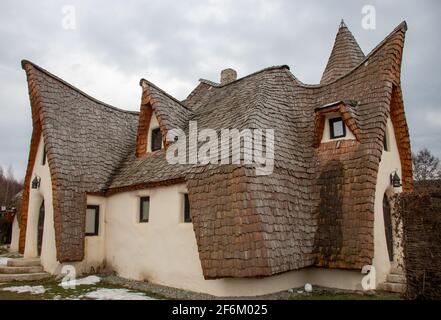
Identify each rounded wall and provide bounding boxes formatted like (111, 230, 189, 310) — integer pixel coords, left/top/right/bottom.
(373, 117, 403, 285)
(9, 215, 20, 252)
(105, 183, 365, 296)
(24, 136, 58, 273)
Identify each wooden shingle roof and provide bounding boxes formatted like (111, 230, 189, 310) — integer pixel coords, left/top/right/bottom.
(320, 20, 365, 84)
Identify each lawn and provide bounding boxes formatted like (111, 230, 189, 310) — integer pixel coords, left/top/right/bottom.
(0, 276, 402, 300)
(0, 277, 165, 300)
(287, 291, 402, 300)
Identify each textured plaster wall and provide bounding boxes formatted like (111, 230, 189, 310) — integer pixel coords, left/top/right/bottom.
(105, 183, 364, 296)
(373, 117, 403, 285)
(10, 215, 20, 252)
(82, 195, 107, 272)
(24, 136, 58, 273)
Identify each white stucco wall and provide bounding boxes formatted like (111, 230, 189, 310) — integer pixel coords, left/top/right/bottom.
(373, 117, 403, 285)
(321, 112, 356, 143)
(9, 215, 20, 252)
(76, 195, 107, 274)
(104, 183, 364, 296)
(24, 136, 58, 274)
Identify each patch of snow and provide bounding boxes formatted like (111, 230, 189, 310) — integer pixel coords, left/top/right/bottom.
(59, 275, 101, 287)
(0, 257, 10, 265)
(2, 285, 46, 295)
(304, 283, 313, 293)
(82, 288, 155, 300)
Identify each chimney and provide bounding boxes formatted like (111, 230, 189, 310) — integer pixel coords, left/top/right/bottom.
(220, 68, 237, 85)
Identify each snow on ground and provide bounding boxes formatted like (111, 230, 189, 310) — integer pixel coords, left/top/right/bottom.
(82, 288, 155, 300)
(2, 285, 46, 294)
(59, 275, 101, 287)
(0, 257, 10, 265)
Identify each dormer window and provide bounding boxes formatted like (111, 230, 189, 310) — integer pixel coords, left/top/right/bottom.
(151, 127, 162, 152)
(329, 117, 346, 139)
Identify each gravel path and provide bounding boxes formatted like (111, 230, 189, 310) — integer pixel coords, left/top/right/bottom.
(100, 274, 395, 300)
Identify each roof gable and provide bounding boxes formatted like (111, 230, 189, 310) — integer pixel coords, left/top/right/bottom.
(19, 61, 139, 261)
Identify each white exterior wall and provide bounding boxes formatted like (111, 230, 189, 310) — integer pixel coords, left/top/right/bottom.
(373, 117, 403, 285)
(78, 195, 107, 273)
(104, 183, 364, 296)
(24, 136, 58, 274)
(9, 215, 20, 252)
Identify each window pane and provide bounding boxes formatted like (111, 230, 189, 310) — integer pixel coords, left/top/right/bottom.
(86, 207, 98, 235)
(140, 197, 149, 222)
(184, 194, 191, 223)
(330, 118, 345, 139)
(42, 146, 46, 165)
(151, 128, 162, 151)
(332, 120, 344, 137)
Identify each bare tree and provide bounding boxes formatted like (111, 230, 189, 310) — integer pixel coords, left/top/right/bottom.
(0, 164, 23, 207)
(412, 148, 441, 181)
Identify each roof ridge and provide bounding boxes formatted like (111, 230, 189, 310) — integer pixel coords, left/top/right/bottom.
(21, 59, 140, 115)
(198, 65, 291, 88)
(295, 21, 407, 88)
(139, 78, 191, 111)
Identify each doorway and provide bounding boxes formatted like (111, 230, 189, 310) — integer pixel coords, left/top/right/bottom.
(382, 194, 394, 262)
(37, 200, 45, 256)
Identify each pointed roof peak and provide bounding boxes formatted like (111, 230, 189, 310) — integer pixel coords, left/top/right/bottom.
(320, 20, 365, 84)
(339, 19, 346, 28)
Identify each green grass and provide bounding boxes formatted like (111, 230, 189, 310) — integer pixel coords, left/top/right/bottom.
(287, 291, 402, 300)
(0, 278, 167, 300)
(0, 277, 402, 300)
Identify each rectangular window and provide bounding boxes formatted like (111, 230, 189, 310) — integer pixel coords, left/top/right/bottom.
(151, 127, 162, 152)
(383, 133, 389, 151)
(329, 117, 346, 139)
(85, 205, 99, 236)
(139, 196, 150, 223)
(184, 193, 192, 223)
(42, 146, 46, 165)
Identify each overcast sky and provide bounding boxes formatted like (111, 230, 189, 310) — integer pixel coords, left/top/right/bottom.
(0, 0, 440, 179)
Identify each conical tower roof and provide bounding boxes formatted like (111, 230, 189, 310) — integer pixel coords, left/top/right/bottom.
(320, 20, 365, 84)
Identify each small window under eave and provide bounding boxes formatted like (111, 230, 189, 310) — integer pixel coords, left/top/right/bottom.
(184, 193, 192, 223)
(151, 127, 162, 152)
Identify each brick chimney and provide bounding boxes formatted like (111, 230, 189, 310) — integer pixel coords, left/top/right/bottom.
(220, 68, 237, 85)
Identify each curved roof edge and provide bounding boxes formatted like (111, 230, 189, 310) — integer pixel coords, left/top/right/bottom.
(139, 78, 191, 111)
(21, 59, 139, 115)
